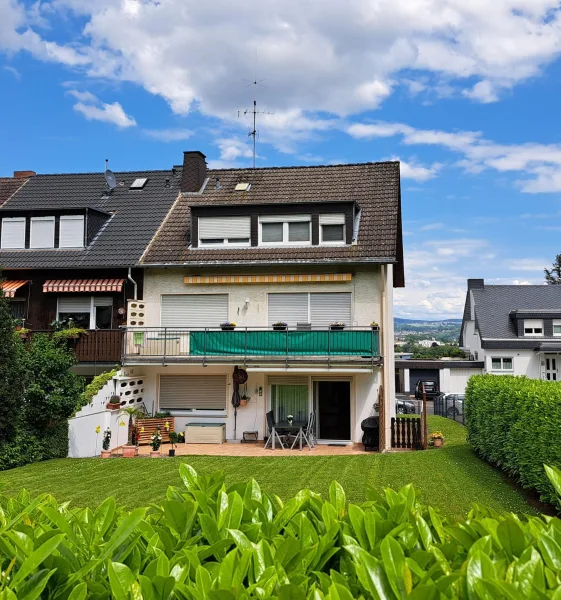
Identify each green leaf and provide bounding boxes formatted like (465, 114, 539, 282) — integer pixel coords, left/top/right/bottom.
(162, 500, 187, 534)
(11, 533, 64, 586)
(328, 482, 346, 518)
(545, 465, 561, 498)
(16, 569, 55, 600)
(67, 583, 88, 600)
(497, 518, 526, 559)
(108, 561, 135, 600)
(380, 535, 410, 599)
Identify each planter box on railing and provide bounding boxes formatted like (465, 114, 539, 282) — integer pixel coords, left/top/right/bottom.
(136, 417, 175, 445)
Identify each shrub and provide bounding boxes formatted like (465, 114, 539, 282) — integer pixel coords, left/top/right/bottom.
(2, 464, 561, 598)
(466, 374, 561, 505)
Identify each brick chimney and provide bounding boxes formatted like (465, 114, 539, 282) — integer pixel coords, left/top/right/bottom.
(14, 171, 35, 179)
(467, 278, 484, 290)
(181, 151, 207, 192)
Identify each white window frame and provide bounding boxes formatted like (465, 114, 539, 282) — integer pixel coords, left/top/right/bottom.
(319, 214, 346, 245)
(258, 215, 312, 247)
(1, 217, 26, 249)
(553, 320, 561, 336)
(30, 216, 55, 249)
(59, 215, 85, 248)
(57, 296, 113, 330)
(490, 357, 514, 372)
(197, 216, 251, 248)
(523, 319, 544, 336)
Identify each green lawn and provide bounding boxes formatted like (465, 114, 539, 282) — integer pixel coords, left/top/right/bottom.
(0, 416, 536, 521)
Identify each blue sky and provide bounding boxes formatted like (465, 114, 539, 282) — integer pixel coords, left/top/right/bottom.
(2, 0, 561, 319)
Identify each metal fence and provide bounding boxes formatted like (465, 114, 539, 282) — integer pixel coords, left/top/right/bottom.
(433, 394, 465, 425)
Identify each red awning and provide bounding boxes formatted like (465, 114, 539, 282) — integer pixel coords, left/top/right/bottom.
(43, 279, 125, 293)
(1, 280, 30, 298)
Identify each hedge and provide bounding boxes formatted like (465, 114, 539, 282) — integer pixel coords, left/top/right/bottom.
(2, 464, 561, 599)
(466, 374, 561, 505)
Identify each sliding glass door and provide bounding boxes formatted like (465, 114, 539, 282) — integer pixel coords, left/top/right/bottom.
(269, 376, 309, 422)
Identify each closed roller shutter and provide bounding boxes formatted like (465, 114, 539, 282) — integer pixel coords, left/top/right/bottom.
(319, 213, 345, 225)
(30, 217, 55, 249)
(94, 297, 113, 307)
(268, 376, 309, 386)
(59, 215, 84, 248)
(260, 214, 311, 223)
(58, 297, 91, 313)
(159, 375, 227, 410)
(161, 294, 228, 328)
(199, 217, 250, 239)
(1, 218, 25, 249)
(268, 293, 308, 326)
(310, 293, 351, 327)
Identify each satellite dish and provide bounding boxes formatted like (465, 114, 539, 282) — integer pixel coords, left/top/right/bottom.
(104, 158, 117, 190)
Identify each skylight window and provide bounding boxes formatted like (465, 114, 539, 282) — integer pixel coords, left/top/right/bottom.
(130, 178, 148, 189)
(234, 182, 251, 192)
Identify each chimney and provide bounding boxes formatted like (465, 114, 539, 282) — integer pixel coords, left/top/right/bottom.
(467, 278, 484, 290)
(14, 171, 35, 179)
(181, 151, 207, 192)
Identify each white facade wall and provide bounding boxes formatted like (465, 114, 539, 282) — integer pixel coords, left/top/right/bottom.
(439, 368, 483, 393)
(482, 349, 540, 378)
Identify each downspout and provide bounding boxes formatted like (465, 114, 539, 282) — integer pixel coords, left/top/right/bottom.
(127, 268, 138, 300)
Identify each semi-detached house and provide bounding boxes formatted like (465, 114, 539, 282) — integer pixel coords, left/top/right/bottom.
(120, 151, 404, 449)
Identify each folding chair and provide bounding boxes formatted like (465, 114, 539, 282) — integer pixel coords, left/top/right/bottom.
(263, 410, 288, 449)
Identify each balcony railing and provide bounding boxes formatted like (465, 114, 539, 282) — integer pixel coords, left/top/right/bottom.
(123, 327, 380, 365)
(31, 329, 124, 363)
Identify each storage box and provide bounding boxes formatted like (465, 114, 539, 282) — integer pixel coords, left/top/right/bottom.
(185, 423, 226, 444)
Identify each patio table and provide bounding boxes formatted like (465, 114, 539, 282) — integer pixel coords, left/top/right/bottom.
(271, 420, 312, 451)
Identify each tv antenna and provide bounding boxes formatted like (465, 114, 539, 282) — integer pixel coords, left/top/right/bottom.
(104, 159, 116, 190)
(238, 57, 274, 168)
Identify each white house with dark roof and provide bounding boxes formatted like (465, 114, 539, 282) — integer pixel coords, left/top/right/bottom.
(120, 151, 405, 451)
(460, 279, 561, 381)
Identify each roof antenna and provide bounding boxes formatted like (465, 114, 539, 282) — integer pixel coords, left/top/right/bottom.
(238, 49, 274, 169)
(104, 159, 117, 191)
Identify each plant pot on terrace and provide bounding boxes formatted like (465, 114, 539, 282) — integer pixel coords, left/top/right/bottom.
(106, 394, 122, 410)
(329, 323, 346, 331)
(168, 431, 178, 457)
(150, 427, 163, 457)
(272, 322, 288, 331)
(220, 322, 237, 331)
(122, 445, 136, 458)
(100, 451, 111, 459)
(429, 431, 445, 448)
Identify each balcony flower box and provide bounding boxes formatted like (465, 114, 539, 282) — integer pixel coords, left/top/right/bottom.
(220, 322, 236, 331)
(272, 322, 288, 331)
(330, 323, 346, 331)
(136, 417, 175, 445)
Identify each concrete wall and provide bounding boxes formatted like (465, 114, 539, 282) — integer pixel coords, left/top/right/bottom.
(142, 266, 383, 327)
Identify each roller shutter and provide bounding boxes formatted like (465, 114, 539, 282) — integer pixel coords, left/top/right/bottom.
(58, 297, 91, 313)
(310, 293, 351, 327)
(268, 376, 309, 386)
(30, 216, 55, 249)
(59, 215, 84, 248)
(159, 375, 227, 410)
(319, 213, 345, 225)
(268, 293, 309, 326)
(161, 294, 228, 328)
(198, 217, 250, 239)
(1, 218, 25, 249)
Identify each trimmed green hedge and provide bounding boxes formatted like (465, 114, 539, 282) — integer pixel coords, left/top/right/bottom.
(466, 374, 561, 505)
(2, 464, 561, 599)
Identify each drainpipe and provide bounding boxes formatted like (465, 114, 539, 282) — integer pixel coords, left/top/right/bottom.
(127, 268, 138, 300)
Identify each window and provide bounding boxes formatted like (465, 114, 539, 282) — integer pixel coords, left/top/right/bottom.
(161, 294, 228, 328)
(554, 321, 561, 336)
(57, 296, 113, 329)
(30, 216, 55, 248)
(159, 375, 227, 412)
(9, 300, 26, 320)
(1, 217, 25, 249)
(524, 319, 544, 336)
(59, 215, 85, 248)
(268, 292, 352, 327)
(198, 216, 250, 246)
(269, 376, 309, 422)
(491, 357, 513, 371)
(320, 214, 346, 244)
(259, 215, 311, 245)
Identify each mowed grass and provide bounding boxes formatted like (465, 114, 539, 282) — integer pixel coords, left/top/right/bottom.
(0, 416, 536, 521)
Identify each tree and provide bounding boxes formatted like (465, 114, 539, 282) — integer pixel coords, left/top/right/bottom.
(0, 276, 25, 443)
(545, 254, 561, 284)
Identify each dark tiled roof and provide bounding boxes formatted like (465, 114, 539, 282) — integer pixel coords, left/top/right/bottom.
(395, 359, 484, 370)
(0, 170, 181, 269)
(0, 177, 28, 207)
(143, 162, 404, 282)
(465, 285, 561, 340)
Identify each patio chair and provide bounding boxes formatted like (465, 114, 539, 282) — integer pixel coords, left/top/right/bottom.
(286, 411, 316, 449)
(264, 410, 289, 449)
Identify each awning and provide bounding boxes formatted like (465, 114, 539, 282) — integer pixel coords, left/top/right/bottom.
(184, 273, 352, 285)
(43, 279, 125, 293)
(535, 343, 561, 353)
(1, 280, 29, 298)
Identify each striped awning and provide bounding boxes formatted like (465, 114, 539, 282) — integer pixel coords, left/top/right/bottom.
(43, 279, 125, 293)
(1, 280, 29, 298)
(184, 273, 352, 285)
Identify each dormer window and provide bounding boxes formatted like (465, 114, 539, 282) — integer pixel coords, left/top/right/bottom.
(59, 215, 85, 248)
(320, 214, 346, 244)
(259, 215, 311, 246)
(30, 216, 55, 249)
(1, 217, 25, 249)
(198, 216, 250, 247)
(524, 319, 544, 336)
(554, 320, 561, 336)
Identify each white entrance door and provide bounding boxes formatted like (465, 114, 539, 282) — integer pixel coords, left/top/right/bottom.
(544, 355, 559, 381)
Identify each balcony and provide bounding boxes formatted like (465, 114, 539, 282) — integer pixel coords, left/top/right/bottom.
(123, 327, 380, 366)
(31, 329, 124, 363)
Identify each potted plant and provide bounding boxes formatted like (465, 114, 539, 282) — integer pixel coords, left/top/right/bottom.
(429, 431, 445, 448)
(120, 406, 144, 457)
(168, 431, 178, 457)
(287, 414, 294, 425)
(220, 321, 237, 331)
(106, 394, 122, 410)
(150, 427, 162, 457)
(15, 326, 31, 340)
(53, 327, 88, 342)
(240, 393, 251, 407)
(272, 321, 288, 331)
(101, 428, 112, 458)
(370, 321, 379, 329)
(330, 322, 346, 331)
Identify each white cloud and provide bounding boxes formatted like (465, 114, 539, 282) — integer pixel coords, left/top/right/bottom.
(143, 128, 193, 142)
(462, 80, 501, 103)
(504, 258, 549, 272)
(3, 65, 20, 80)
(397, 158, 442, 181)
(420, 222, 444, 231)
(68, 89, 136, 128)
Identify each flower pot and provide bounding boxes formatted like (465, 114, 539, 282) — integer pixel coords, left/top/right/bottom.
(239, 399, 248, 407)
(273, 325, 287, 331)
(135, 447, 139, 456)
(18, 332, 29, 340)
(100, 450, 111, 458)
(221, 325, 235, 331)
(330, 325, 345, 331)
(168, 449, 176, 457)
(122, 445, 136, 458)
(433, 438, 443, 448)
(150, 450, 161, 458)
(106, 403, 121, 410)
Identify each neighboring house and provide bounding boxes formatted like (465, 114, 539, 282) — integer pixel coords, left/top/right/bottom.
(0, 171, 34, 207)
(120, 151, 404, 449)
(0, 167, 181, 376)
(460, 278, 561, 381)
(395, 359, 484, 395)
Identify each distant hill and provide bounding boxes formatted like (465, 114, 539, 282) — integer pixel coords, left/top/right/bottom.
(394, 317, 462, 344)
(395, 318, 462, 325)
